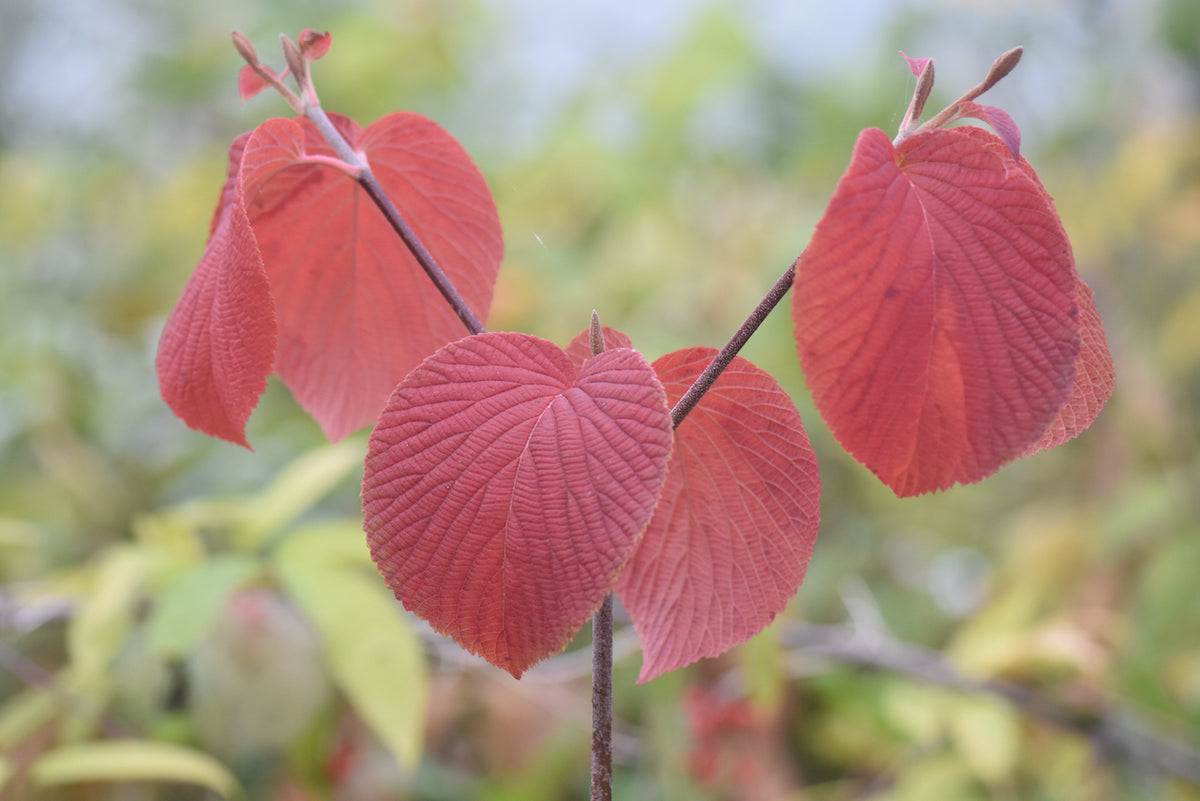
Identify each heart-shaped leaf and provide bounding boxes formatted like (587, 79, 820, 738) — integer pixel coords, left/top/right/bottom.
(793, 126, 1082, 496)
(614, 348, 820, 681)
(361, 332, 672, 678)
(241, 112, 504, 441)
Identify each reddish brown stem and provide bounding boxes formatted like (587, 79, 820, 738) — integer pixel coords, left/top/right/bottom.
(670, 258, 797, 429)
(590, 594, 614, 801)
(588, 314, 614, 801)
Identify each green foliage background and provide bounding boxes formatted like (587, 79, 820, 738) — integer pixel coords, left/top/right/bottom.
(1, 0, 1198, 798)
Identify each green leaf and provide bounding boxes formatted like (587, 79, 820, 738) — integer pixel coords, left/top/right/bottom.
(0, 756, 12, 792)
(147, 553, 260, 658)
(275, 522, 427, 771)
(233, 438, 365, 549)
(31, 740, 241, 798)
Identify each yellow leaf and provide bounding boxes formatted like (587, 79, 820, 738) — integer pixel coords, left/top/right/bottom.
(948, 696, 1020, 785)
(233, 438, 365, 549)
(275, 523, 428, 771)
(32, 741, 241, 798)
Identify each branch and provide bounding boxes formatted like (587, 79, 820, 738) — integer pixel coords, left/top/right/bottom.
(670, 258, 797, 429)
(779, 622, 1200, 786)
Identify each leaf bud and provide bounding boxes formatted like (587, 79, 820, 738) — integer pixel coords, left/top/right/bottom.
(231, 30, 258, 66)
(280, 33, 307, 86)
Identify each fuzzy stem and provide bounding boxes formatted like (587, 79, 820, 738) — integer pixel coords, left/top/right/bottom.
(670, 258, 797, 429)
(590, 594, 614, 801)
(302, 103, 487, 336)
(588, 315, 614, 801)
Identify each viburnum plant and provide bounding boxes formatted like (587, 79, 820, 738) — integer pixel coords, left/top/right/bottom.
(156, 29, 1113, 797)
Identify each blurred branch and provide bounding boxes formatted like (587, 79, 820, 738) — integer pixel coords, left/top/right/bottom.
(779, 622, 1200, 785)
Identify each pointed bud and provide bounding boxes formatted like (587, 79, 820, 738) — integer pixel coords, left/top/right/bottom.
(231, 31, 258, 66)
(589, 310, 605, 356)
(960, 46, 1023, 103)
(897, 52, 937, 137)
(280, 33, 307, 86)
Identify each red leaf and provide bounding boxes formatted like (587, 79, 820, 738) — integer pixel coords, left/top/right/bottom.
(240, 112, 504, 440)
(156, 146, 276, 447)
(899, 51, 932, 78)
(361, 332, 673, 678)
(613, 348, 820, 681)
(1024, 278, 1113, 454)
(794, 126, 1081, 496)
(298, 29, 332, 60)
(238, 65, 275, 101)
(954, 101, 1021, 159)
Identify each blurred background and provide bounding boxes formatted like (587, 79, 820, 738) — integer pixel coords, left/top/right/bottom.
(1, 0, 1199, 798)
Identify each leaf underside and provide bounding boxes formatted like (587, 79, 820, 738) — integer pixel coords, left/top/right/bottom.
(794, 126, 1085, 496)
(616, 348, 821, 682)
(155, 138, 276, 448)
(361, 332, 672, 678)
(1023, 277, 1113, 455)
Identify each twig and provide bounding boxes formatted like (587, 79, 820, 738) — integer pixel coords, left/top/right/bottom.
(590, 594, 614, 801)
(779, 621, 1200, 785)
(670, 259, 797, 429)
(588, 311, 614, 801)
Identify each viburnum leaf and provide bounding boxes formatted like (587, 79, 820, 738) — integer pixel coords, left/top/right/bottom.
(361, 332, 673, 678)
(615, 348, 820, 682)
(239, 112, 503, 441)
(160, 110, 505, 446)
(156, 140, 276, 448)
(1024, 278, 1113, 455)
(794, 125, 1083, 496)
